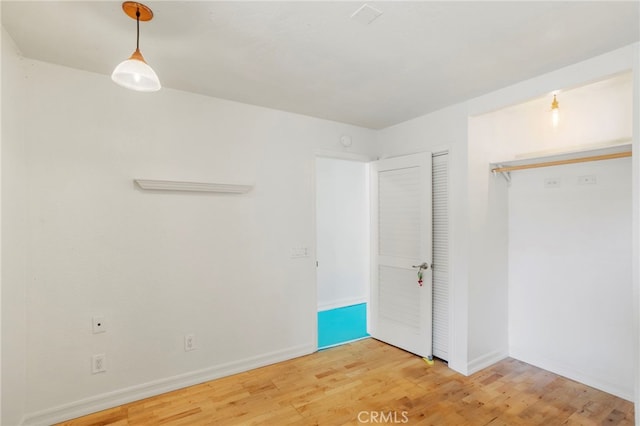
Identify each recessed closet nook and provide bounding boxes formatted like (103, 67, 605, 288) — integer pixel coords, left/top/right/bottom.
(470, 72, 633, 400)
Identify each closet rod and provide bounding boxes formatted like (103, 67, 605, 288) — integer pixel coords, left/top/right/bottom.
(491, 151, 631, 174)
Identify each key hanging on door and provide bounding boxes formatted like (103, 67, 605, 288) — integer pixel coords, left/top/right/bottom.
(412, 262, 429, 287)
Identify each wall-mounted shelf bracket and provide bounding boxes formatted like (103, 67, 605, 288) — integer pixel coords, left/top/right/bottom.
(134, 179, 253, 194)
(492, 166, 511, 183)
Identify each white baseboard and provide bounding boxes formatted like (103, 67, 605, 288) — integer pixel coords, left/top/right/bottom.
(21, 343, 316, 426)
(467, 348, 509, 375)
(509, 346, 634, 402)
(318, 297, 367, 312)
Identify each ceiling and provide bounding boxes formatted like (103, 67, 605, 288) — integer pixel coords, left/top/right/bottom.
(2, 1, 639, 129)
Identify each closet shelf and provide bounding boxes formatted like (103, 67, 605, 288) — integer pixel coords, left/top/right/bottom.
(134, 179, 253, 194)
(490, 141, 632, 182)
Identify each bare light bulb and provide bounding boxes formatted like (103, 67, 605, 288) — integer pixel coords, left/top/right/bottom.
(550, 94, 559, 128)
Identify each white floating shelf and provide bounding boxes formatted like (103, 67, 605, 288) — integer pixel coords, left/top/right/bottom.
(134, 179, 253, 194)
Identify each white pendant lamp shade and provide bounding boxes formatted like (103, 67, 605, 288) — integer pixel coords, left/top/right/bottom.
(112, 49, 161, 92)
(113, 2, 160, 92)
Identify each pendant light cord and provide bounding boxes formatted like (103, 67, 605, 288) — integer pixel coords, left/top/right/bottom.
(136, 7, 140, 51)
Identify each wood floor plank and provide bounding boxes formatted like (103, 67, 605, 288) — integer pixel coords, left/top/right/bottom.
(57, 338, 634, 425)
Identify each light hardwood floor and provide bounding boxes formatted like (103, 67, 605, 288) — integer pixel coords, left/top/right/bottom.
(58, 338, 633, 425)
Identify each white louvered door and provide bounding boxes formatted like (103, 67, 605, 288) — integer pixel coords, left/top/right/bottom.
(432, 153, 449, 361)
(370, 153, 432, 358)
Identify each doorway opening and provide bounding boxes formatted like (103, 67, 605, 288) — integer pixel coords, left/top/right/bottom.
(315, 152, 450, 355)
(315, 157, 370, 349)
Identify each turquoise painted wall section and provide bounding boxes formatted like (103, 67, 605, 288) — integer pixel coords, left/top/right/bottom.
(318, 303, 369, 349)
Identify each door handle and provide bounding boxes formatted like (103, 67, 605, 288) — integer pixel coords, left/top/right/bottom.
(412, 262, 429, 270)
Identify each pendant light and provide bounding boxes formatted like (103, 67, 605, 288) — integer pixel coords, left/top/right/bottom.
(112, 2, 161, 92)
(550, 94, 559, 128)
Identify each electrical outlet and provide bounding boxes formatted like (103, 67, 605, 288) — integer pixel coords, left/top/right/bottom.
(544, 178, 561, 188)
(92, 316, 106, 334)
(184, 334, 196, 352)
(291, 247, 309, 258)
(92, 354, 106, 374)
(578, 175, 597, 185)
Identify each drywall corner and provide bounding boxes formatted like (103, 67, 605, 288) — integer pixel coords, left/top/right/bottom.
(1, 25, 28, 426)
(631, 42, 640, 426)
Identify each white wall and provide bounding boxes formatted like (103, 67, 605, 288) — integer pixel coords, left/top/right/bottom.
(1, 39, 376, 423)
(1, 28, 28, 426)
(508, 158, 632, 400)
(315, 158, 369, 311)
(470, 72, 633, 162)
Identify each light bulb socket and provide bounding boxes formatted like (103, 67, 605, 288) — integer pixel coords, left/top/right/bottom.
(128, 48, 147, 63)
